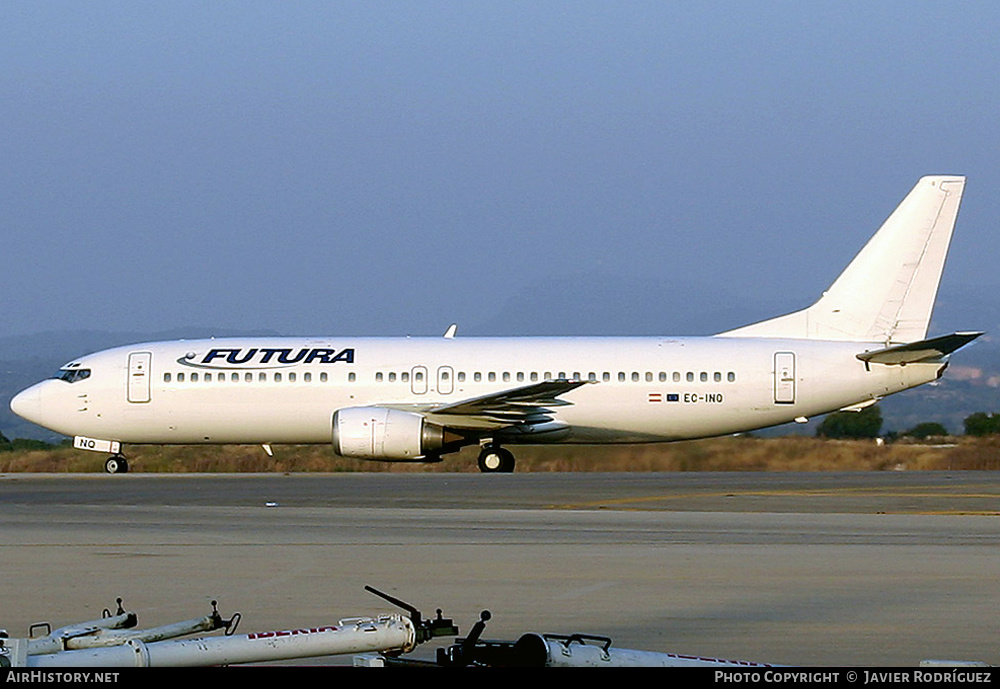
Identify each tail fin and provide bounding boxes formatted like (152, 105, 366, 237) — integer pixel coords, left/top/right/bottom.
(720, 175, 966, 343)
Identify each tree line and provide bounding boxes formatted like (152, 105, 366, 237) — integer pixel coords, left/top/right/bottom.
(816, 407, 1000, 440)
(0, 430, 57, 452)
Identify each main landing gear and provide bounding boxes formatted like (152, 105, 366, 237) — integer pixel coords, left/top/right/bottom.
(477, 444, 515, 473)
(105, 454, 129, 474)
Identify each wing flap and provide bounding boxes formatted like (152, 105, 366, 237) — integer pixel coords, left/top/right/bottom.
(386, 379, 590, 430)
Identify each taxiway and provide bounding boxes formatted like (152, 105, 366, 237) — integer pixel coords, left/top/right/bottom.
(1, 471, 997, 666)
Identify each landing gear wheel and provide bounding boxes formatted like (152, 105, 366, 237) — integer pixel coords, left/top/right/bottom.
(105, 455, 129, 474)
(477, 446, 515, 473)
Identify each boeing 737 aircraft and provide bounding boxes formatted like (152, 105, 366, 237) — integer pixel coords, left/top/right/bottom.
(10, 176, 981, 473)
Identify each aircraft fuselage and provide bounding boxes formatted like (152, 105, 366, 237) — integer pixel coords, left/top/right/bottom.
(12, 335, 942, 446)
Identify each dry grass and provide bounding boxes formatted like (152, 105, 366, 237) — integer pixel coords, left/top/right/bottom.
(2, 436, 998, 473)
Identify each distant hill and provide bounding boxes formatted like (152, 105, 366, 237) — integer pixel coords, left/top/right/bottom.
(463, 275, 999, 338)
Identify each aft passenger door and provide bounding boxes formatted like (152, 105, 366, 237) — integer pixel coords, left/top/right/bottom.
(773, 351, 795, 404)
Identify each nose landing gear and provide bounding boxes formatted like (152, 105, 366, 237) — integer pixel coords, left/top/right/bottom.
(105, 454, 129, 474)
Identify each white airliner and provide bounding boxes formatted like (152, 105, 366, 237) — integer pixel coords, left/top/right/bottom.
(10, 176, 981, 473)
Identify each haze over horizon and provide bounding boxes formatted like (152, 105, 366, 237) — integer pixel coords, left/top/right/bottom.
(4, 3, 999, 340)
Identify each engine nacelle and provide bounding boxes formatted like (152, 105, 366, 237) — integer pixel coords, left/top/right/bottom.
(332, 407, 448, 460)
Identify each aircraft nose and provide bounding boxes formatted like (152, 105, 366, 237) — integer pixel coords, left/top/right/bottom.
(10, 385, 42, 424)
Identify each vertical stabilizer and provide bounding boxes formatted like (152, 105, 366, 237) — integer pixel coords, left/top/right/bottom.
(720, 176, 965, 343)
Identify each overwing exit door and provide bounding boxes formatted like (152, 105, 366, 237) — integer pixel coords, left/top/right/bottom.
(437, 366, 454, 395)
(411, 366, 428, 395)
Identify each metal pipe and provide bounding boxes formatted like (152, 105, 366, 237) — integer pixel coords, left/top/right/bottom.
(24, 616, 415, 668)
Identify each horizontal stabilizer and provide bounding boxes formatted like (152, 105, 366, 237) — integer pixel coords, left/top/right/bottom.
(856, 331, 983, 365)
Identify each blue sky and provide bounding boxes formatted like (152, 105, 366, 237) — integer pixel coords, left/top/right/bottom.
(3, 2, 998, 338)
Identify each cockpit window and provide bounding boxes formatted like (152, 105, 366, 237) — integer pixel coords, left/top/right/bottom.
(53, 368, 91, 383)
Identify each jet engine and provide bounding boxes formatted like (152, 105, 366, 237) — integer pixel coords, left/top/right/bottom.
(332, 407, 453, 460)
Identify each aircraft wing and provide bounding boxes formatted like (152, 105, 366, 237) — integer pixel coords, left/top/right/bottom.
(856, 331, 983, 365)
(388, 379, 590, 430)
